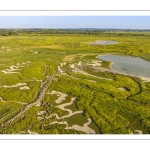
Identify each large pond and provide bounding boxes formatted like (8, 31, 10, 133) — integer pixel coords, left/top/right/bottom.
(97, 54, 150, 78)
(86, 40, 118, 45)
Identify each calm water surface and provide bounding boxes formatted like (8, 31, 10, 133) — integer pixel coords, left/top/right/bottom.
(98, 54, 150, 78)
(86, 40, 118, 45)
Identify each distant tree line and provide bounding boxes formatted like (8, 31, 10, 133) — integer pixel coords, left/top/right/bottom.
(0, 28, 150, 36)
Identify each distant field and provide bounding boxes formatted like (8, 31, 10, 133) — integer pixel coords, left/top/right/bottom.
(0, 31, 150, 134)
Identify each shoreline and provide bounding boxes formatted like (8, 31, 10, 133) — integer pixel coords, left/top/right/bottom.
(96, 53, 150, 82)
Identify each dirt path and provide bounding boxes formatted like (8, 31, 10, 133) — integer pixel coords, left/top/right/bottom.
(43, 65, 48, 76)
(2, 73, 57, 126)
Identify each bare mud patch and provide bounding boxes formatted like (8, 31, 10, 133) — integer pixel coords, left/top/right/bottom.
(88, 60, 102, 67)
(1, 65, 21, 74)
(46, 118, 95, 134)
(1, 61, 31, 74)
(45, 97, 83, 120)
(1, 83, 26, 88)
(36, 101, 43, 107)
(134, 130, 143, 134)
(48, 90, 68, 104)
(77, 61, 82, 66)
(65, 118, 95, 134)
(0, 97, 5, 102)
(131, 130, 143, 134)
(44, 96, 95, 134)
(118, 87, 128, 91)
(57, 66, 65, 74)
(140, 77, 150, 82)
(37, 111, 46, 116)
(73, 66, 112, 81)
(61, 62, 66, 67)
(68, 59, 112, 81)
(55, 97, 83, 119)
(0, 83, 30, 90)
(20, 86, 30, 90)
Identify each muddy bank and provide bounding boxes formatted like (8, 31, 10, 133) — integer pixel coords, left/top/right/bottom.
(97, 54, 150, 82)
(48, 90, 68, 104)
(0, 83, 30, 90)
(44, 118, 94, 134)
(46, 97, 83, 120)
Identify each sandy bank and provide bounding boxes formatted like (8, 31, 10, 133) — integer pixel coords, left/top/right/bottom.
(46, 97, 83, 120)
(96, 54, 150, 82)
(1, 61, 31, 74)
(48, 90, 68, 104)
(0, 83, 30, 90)
(65, 118, 95, 134)
(0, 97, 5, 102)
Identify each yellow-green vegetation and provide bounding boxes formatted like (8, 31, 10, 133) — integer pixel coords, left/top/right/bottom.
(0, 30, 150, 134)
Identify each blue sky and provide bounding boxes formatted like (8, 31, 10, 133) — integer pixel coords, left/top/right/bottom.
(0, 16, 150, 29)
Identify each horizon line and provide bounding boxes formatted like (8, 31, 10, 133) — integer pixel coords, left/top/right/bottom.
(0, 28, 150, 30)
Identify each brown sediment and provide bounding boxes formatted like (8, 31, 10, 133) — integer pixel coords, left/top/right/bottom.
(45, 97, 83, 120)
(65, 118, 95, 134)
(0, 83, 30, 90)
(1, 61, 31, 74)
(47, 90, 68, 104)
(70, 63, 112, 81)
(0, 97, 5, 102)
(45, 118, 95, 134)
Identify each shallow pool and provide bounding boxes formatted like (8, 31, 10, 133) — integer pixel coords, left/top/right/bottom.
(86, 40, 118, 45)
(98, 54, 150, 78)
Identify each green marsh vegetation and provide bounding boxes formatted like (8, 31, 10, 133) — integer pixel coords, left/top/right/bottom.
(0, 29, 150, 134)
